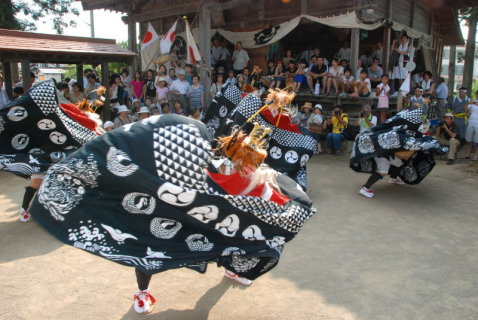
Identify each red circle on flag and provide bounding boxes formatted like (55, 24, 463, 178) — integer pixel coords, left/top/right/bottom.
(143, 31, 153, 44)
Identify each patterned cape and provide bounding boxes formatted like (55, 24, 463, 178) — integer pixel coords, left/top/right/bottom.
(350, 108, 441, 184)
(0, 80, 100, 178)
(30, 114, 316, 278)
(204, 84, 316, 190)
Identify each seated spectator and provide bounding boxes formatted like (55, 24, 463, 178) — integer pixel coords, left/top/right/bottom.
(144, 97, 154, 110)
(324, 105, 348, 155)
(307, 56, 328, 95)
(103, 121, 114, 132)
(85, 73, 100, 95)
(325, 58, 344, 96)
(285, 60, 297, 89)
(172, 100, 188, 116)
(210, 73, 224, 98)
(293, 60, 308, 93)
(463, 96, 478, 160)
(410, 86, 429, 116)
(340, 59, 349, 69)
(69, 82, 85, 104)
(349, 70, 371, 97)
(368, 58, 383, 89)
(433, 113, 461, 165)
(339, 68, 355, 96)
(13, 86, 24, 99)
(411, 70, 423, 89)
(336, 41, 351, 62)
(242, 67, 251, 83)
(113, 105, 135, 128)
(57, 81, 70, 100)
(293, 102, 313, 128)
(189, 108, 202, 120)
(224, 70, 237, 86)
(308, 104, 325, 154)
(150, 105, 160, 116)
(282, 49, 294, 67)
(250, 65, 262, 88)
(261, 60, 276, 88)
(236, 74, 247, 91)
(131, 98, 141, 114)
(137, 106, 150, 120)
(421, 71, 435, 96)
(161, 102, 171, 114)
(270, 60, 286, 89)
(355, 104, 377, 133)
(374, 41, 383, 64)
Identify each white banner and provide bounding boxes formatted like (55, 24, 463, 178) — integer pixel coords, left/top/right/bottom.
(216, 11, 385, 49)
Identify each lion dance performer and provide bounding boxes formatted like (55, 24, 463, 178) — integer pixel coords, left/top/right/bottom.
(0, 80, 104, 221)
(350, 108, 443, 198)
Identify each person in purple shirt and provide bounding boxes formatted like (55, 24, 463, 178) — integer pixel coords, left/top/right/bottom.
(172, 100, 188, 116)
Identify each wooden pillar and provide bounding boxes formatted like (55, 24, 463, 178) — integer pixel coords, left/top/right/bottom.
(350, 28, 360, 76)
(382, 27, 391, 74)
(21, 60, 32, 90)
(2, 61, 13, 99)
(127, 13, 137, 74)
(10, 62, 19, 82)
(101, 61, 111, 121)
(448, 45, 456, 94)
(76, 64, 84, 90)
(410, 0, 416, 28)
(199, 3, 212, 107)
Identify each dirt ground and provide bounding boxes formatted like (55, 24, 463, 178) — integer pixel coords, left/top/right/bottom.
(1, 154, 477, 320)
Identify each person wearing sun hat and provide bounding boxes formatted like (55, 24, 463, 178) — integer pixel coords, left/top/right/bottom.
(113, 104, 135, 128)
(155, 76, 169, 104)
(308, 104, 325, 154)
(103, 121, 115, 132)
(137, 106, 150, 120)
(293, 102, 314, 129)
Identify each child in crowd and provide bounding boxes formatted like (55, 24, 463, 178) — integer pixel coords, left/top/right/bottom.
(161, 102, 171, 114)
(375, 74, 390, 123)
(131, 98, 142, 115)
(339, 68, 355, 96)
(308, 104, 325, 154)
(293, 60, 308, 93)
(350, 69, 371, 97)
(136, 107, 150, 120)
(172, 100, 188, 116)
(155, 77, 169, 104)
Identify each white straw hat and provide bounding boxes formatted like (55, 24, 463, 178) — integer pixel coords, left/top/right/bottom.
(117, 105, 129, 113)
(103, 121, 114, 129)
(138, 106, 150, 114)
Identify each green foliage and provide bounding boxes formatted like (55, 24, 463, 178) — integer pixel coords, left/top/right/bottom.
(0, 0, 79, 34)
(457, 49, 478, 63)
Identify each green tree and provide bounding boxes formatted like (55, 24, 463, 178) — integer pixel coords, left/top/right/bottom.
(459, 7, 478, 93)
(0, 0, 79, 34)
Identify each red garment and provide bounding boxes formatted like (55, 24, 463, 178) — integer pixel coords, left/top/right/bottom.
(208, 170, 290, 205)
(260, 108, 301, 134)
(59, 103, 100, 134)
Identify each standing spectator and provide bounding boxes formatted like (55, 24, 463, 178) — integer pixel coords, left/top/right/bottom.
(189, 75, 204, 111)
(433, 113, 461, 165)
(374, 41, 384, 64)
(120, 69, 132, 99)
(308, 104, 325, 154)
(211, 39, 226, 67)
(169, 69, 191, 113)
(0, 77, 10, 107)
(282, 49, 294, 67)
(376, 74, 391, 123)
(166, 68, 177, 86)
(232, 41, 249, 75)
(130, 71, 144, 101)
(113, 105, 135, 128)
(391, 34, 411, 91)
(434, 77, 448, 120)
(307, 56, 328, 95)
(325, 58, 344, 96)
(172, 100, 188, 116)
(355, 104, 377, 132)
(447, 87, 470, 139)
(339, 68, 355, 96)
(210, 73, 224, 98)
(463, 96, 478, 160)
(359, 50, 373, 68)
(142, 69, 156, 102)
(368, 58, 383, 89)
(109, 74, 125, 110)
(184, 64, 194, 84)
(350, 70, 371, 97)
(155, 76, 169, 104)
(336, 42, 351, 62)
(84, 73, 100, 95)
(83, 68, 93, 88)
(324, 105, 349, 155)
(69, 82, 85, 104)
(157, 64, 167, 76)
(421, 71, 435, 96)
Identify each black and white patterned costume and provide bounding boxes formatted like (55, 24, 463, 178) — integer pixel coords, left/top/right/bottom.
(30, 115, 316, 279)
(350, 108, 442, 184)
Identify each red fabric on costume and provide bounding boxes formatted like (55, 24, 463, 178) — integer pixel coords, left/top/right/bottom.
(208, 171, 290, 206)
(260, 108, 301, 134)
(59, 103, 99, 134)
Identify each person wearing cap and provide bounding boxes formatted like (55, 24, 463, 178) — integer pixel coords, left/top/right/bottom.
(308, 104, 325, 154)
(446, 87, 470, 139)
(169, 69, 190, 114)
(136, 106, 150, 120)
(155, 76, 169, 104)
(433, 113, 461, 165)
(410, 86, 428, 116)
(323, 105, 348, 155)
(131, 98, 141, 114)
(103, 121, 115, 132)
(113, 105, 135, 128)
(463, 95, 478, 160)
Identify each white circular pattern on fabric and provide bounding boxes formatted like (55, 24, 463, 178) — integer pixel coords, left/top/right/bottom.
(29, 148, 45, 155)
(269, 146, 282, 159)
(284, 150, 299, 164)
(219, 105, 228, 117)
(215, 214, 240, 237)
(357, 134, 375, 154)
(185, 234, 214, 251)
(49, 131, 67, 145)
(150, 217, 182, 239)
(300, 154, 310, 167)
(187, 205, 219, 223)
(7, 106, 28, 122)
(37, 119, 56, 130)
(50, 151, 67, 162)
(221, 247, 246, 256)
(106, 147, 139, 177)
(122, 192, 156, 215)
(230, 256, 260, 272)
(157, 182, 196, 206)
(377, 131, 401, 150)
(11, 133, 30, 150)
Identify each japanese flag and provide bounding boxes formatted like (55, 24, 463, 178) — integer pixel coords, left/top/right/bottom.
(185, 21, 201, 65)
(141, 22, 159, 51)
(160, 20, 177, 54)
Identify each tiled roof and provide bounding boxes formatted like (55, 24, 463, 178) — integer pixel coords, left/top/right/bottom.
(0, 29, 135, 57)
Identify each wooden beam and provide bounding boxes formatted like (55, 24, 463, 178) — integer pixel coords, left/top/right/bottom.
(21, 60, 32, 90)
(131, 2, 199, 22)
(101, 62, 111, 121)
(350, 28, 360, 76)
(383, 27, 391, 74)
(2, 60, 13, 100)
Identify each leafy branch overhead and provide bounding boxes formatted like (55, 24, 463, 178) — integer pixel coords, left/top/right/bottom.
(0, 0, 79, 34)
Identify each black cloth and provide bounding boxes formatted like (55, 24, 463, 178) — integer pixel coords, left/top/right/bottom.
(145, 79, 156, 97)
(350, 108, 442, 185)
(30, 114, 316, 278)
(310, 64, 327, 76)
(136, 268, 152, 291)
(0, 80, 99, 178)
(22, 186, 37, 210)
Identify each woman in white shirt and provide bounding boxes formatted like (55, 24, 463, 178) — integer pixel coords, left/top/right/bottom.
(324, 58, 344, 96)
